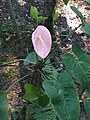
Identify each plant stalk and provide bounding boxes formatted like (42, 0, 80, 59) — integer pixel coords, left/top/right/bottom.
(7, 0, 20, 38)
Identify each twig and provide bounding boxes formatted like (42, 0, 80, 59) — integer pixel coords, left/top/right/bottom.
(0, 59, 33, 67)
(0, 59, 23, 67)
(6, 73, 30, 92)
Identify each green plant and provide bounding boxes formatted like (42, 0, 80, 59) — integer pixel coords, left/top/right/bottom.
(22, 43, 90, 120)
(71, 6, 90, 36)
(1, 3, 90, 120)
(86, 0, 90, 4)
(30, 6, 47, 26)
(63, 0, 70, 5)
(62, 44, 90, 120)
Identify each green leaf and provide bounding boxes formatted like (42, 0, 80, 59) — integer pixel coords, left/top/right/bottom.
(38, 94, 49, 107)
(0, 91, 8, 120)
(52, 11, 59, 22)
(63, 0, 69, 5)
(70, 6, 85, 23)
(23, 83, 41, 101)
(84, 99, 90, 120)
(71, 6, 90, 36)
(30, 6, 38, 20)
(43, 71, 80, 120)
(72, 43, 90, 66)
(24, 52, 37, 65)
(81, 22, 90, 36)
(62, 53, 88, 88)
(86, 0, 90, 4)
(72, 44, 90, 74)
(37, 16, 47, 21)
(71, 44, 90, 96)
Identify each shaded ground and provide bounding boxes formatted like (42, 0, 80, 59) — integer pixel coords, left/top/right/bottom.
(0, 0, 90, 120)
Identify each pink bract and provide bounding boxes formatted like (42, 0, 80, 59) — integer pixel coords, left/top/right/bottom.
(32, 25, 52, 59)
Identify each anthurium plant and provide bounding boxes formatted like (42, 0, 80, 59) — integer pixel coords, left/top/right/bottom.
(0, 2, 90, 120)
(22, 23, 90, 120)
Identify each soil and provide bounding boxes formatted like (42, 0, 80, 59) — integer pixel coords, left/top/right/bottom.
(0, 0, 90, 120)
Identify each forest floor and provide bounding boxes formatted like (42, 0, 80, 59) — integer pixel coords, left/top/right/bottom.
(0, 0, 90, 120)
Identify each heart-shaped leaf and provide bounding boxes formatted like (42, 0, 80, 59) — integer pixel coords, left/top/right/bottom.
(23, 83, 41, 101)
(43, 71, 80, 120)
(62, 53, 88, 88)
(24, 52, 37, 65)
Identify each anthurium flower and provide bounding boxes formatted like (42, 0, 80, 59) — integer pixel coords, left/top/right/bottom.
(32, 25, 52, 59)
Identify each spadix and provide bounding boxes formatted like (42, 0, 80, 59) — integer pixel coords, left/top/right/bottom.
(38, 35, 45, 46)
